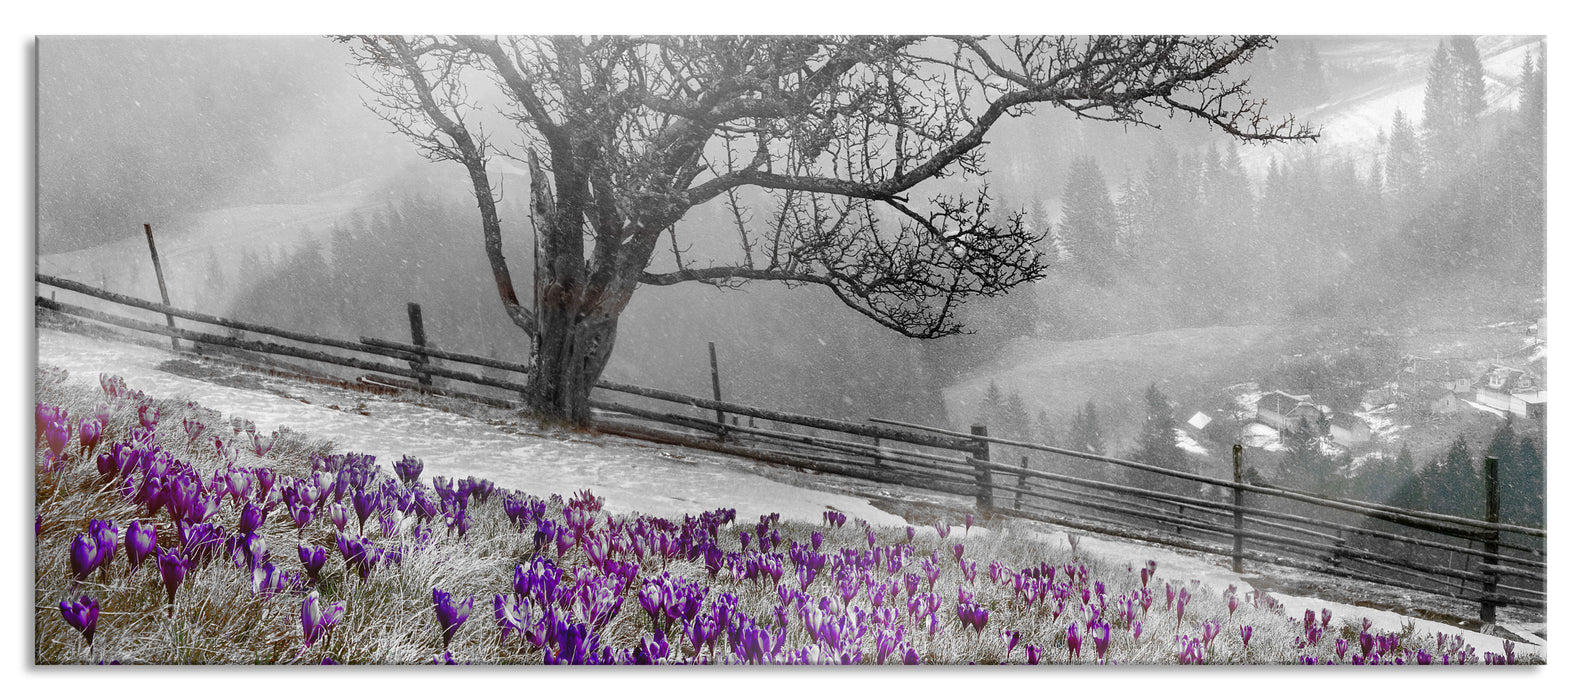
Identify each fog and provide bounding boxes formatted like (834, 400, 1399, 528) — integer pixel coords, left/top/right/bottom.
(35, 36, 1546, 525)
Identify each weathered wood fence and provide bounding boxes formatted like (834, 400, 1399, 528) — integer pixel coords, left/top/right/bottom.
(35, 272, 1545, 625)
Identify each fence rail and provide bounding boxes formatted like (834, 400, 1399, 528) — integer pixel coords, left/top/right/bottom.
(34, 272, 1545, 624)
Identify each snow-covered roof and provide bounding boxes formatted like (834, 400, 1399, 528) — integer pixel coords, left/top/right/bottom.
(1175, 429, 1208, 456)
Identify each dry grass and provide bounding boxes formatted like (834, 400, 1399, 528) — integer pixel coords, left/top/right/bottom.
(33, 365, 1536, 665)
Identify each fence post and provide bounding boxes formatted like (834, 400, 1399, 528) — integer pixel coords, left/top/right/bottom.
(406, 302, 431, 387)
(708, 342, 727, 439)
(1232, 444, 1245, 574)
(1014, 455, 1029, 511)
(142, 224, 179, 353)
(1480, 456, 1502, 629)
(970, 425, 993, 513)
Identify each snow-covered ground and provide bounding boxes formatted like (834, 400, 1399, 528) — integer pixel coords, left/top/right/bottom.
(1241, 421, 1284, 452)
(1356, 403, 1405, 444)
(35, 327, 905, 529)
(34, 326, 1545, 661)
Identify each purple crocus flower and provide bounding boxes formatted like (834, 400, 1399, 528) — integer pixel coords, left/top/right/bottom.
(255, 467, 277, 501)
(291, 502, 314, 531)
(249, 430, 276, 458)
(298, 543, 328, 582)
(59, 595, 100, 646)
(243, 532, 268, 570)
(300, 591, 345, 650)
(137, 404, 160, 431)
(79, 419, 103, 451)
(964, 514, 974, 536)
(959, 558, 977, 583)
(432, 587, 474, 649)
(352, 488, 378, 533)
(494, 593, 523, 644)
(1025, 644, 1042, 665)
(636, 628, 670, 665)
(238, 500, 265, 536)
(327, 502, 349, 532)
(1203, 619, 1221, 646)
(156, 547, 189, 607)
(44, 421, 71, 461)
(69, 533, 98, 583)
(1336, 637, 1350, 659)
(90, 519, 119, 573)
(1240, 624, 1253, 647)
(394, 455, 424, 486)
(1093, 620, 1112, 660)
(225, 469, 254, 505)
(1066, 622, 1082, 659)
(1322, 608, 1332, 628)
(125, 520, 157, 572)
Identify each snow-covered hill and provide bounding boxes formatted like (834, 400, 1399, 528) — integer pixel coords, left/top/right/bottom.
(1238, 35, 1542, 178)
(34, 325, 1545, 658)
(35, 177, 390, 314)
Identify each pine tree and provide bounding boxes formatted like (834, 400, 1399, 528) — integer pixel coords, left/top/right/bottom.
(1504, 435, 1545, 527)
(1384, 108, 1424, 205)
(1127, 384, 1193, 496)
(1279, 416, 1331, 492)
(1423, 36, 1487, 178)
(1036, 409, 1059, 446)
(1003, 391, 1032, 439)
(1518, 47, 1546, 152)
(1114, 171, 1144, 266)
(1422, 40, 1459, 175)
(1394, 446, 1423, 506)
(1448, 36, 1486, 127)
(1066, 400, 1106, 455)
(1055, 155, 1120, 285)
(1422, 434, 1479, 517)
(976, 381, 1006, 430)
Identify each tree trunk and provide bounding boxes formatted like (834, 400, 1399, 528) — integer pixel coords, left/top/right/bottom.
(525, 304, 620, 427)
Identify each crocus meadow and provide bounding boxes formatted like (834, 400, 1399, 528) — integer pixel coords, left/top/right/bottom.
(33, 368, 1538, 665)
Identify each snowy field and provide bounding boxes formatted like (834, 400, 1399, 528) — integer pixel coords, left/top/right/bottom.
(34, 326, 1545, 660)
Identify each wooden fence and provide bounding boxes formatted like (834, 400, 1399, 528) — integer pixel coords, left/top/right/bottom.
(34, 272, 1545, 625)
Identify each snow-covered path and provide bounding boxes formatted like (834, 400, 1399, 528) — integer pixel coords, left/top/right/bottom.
(35, 328, 905, 528)
(35, 327, 1545, 661)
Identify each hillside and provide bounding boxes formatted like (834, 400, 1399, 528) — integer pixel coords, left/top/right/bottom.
(943, 324, 1292, 438)
(34, 324, 1545, 657)
(1237, 35, 1540, 177)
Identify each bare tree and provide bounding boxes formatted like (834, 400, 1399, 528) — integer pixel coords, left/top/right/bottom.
(339, 35, 1315, 424)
